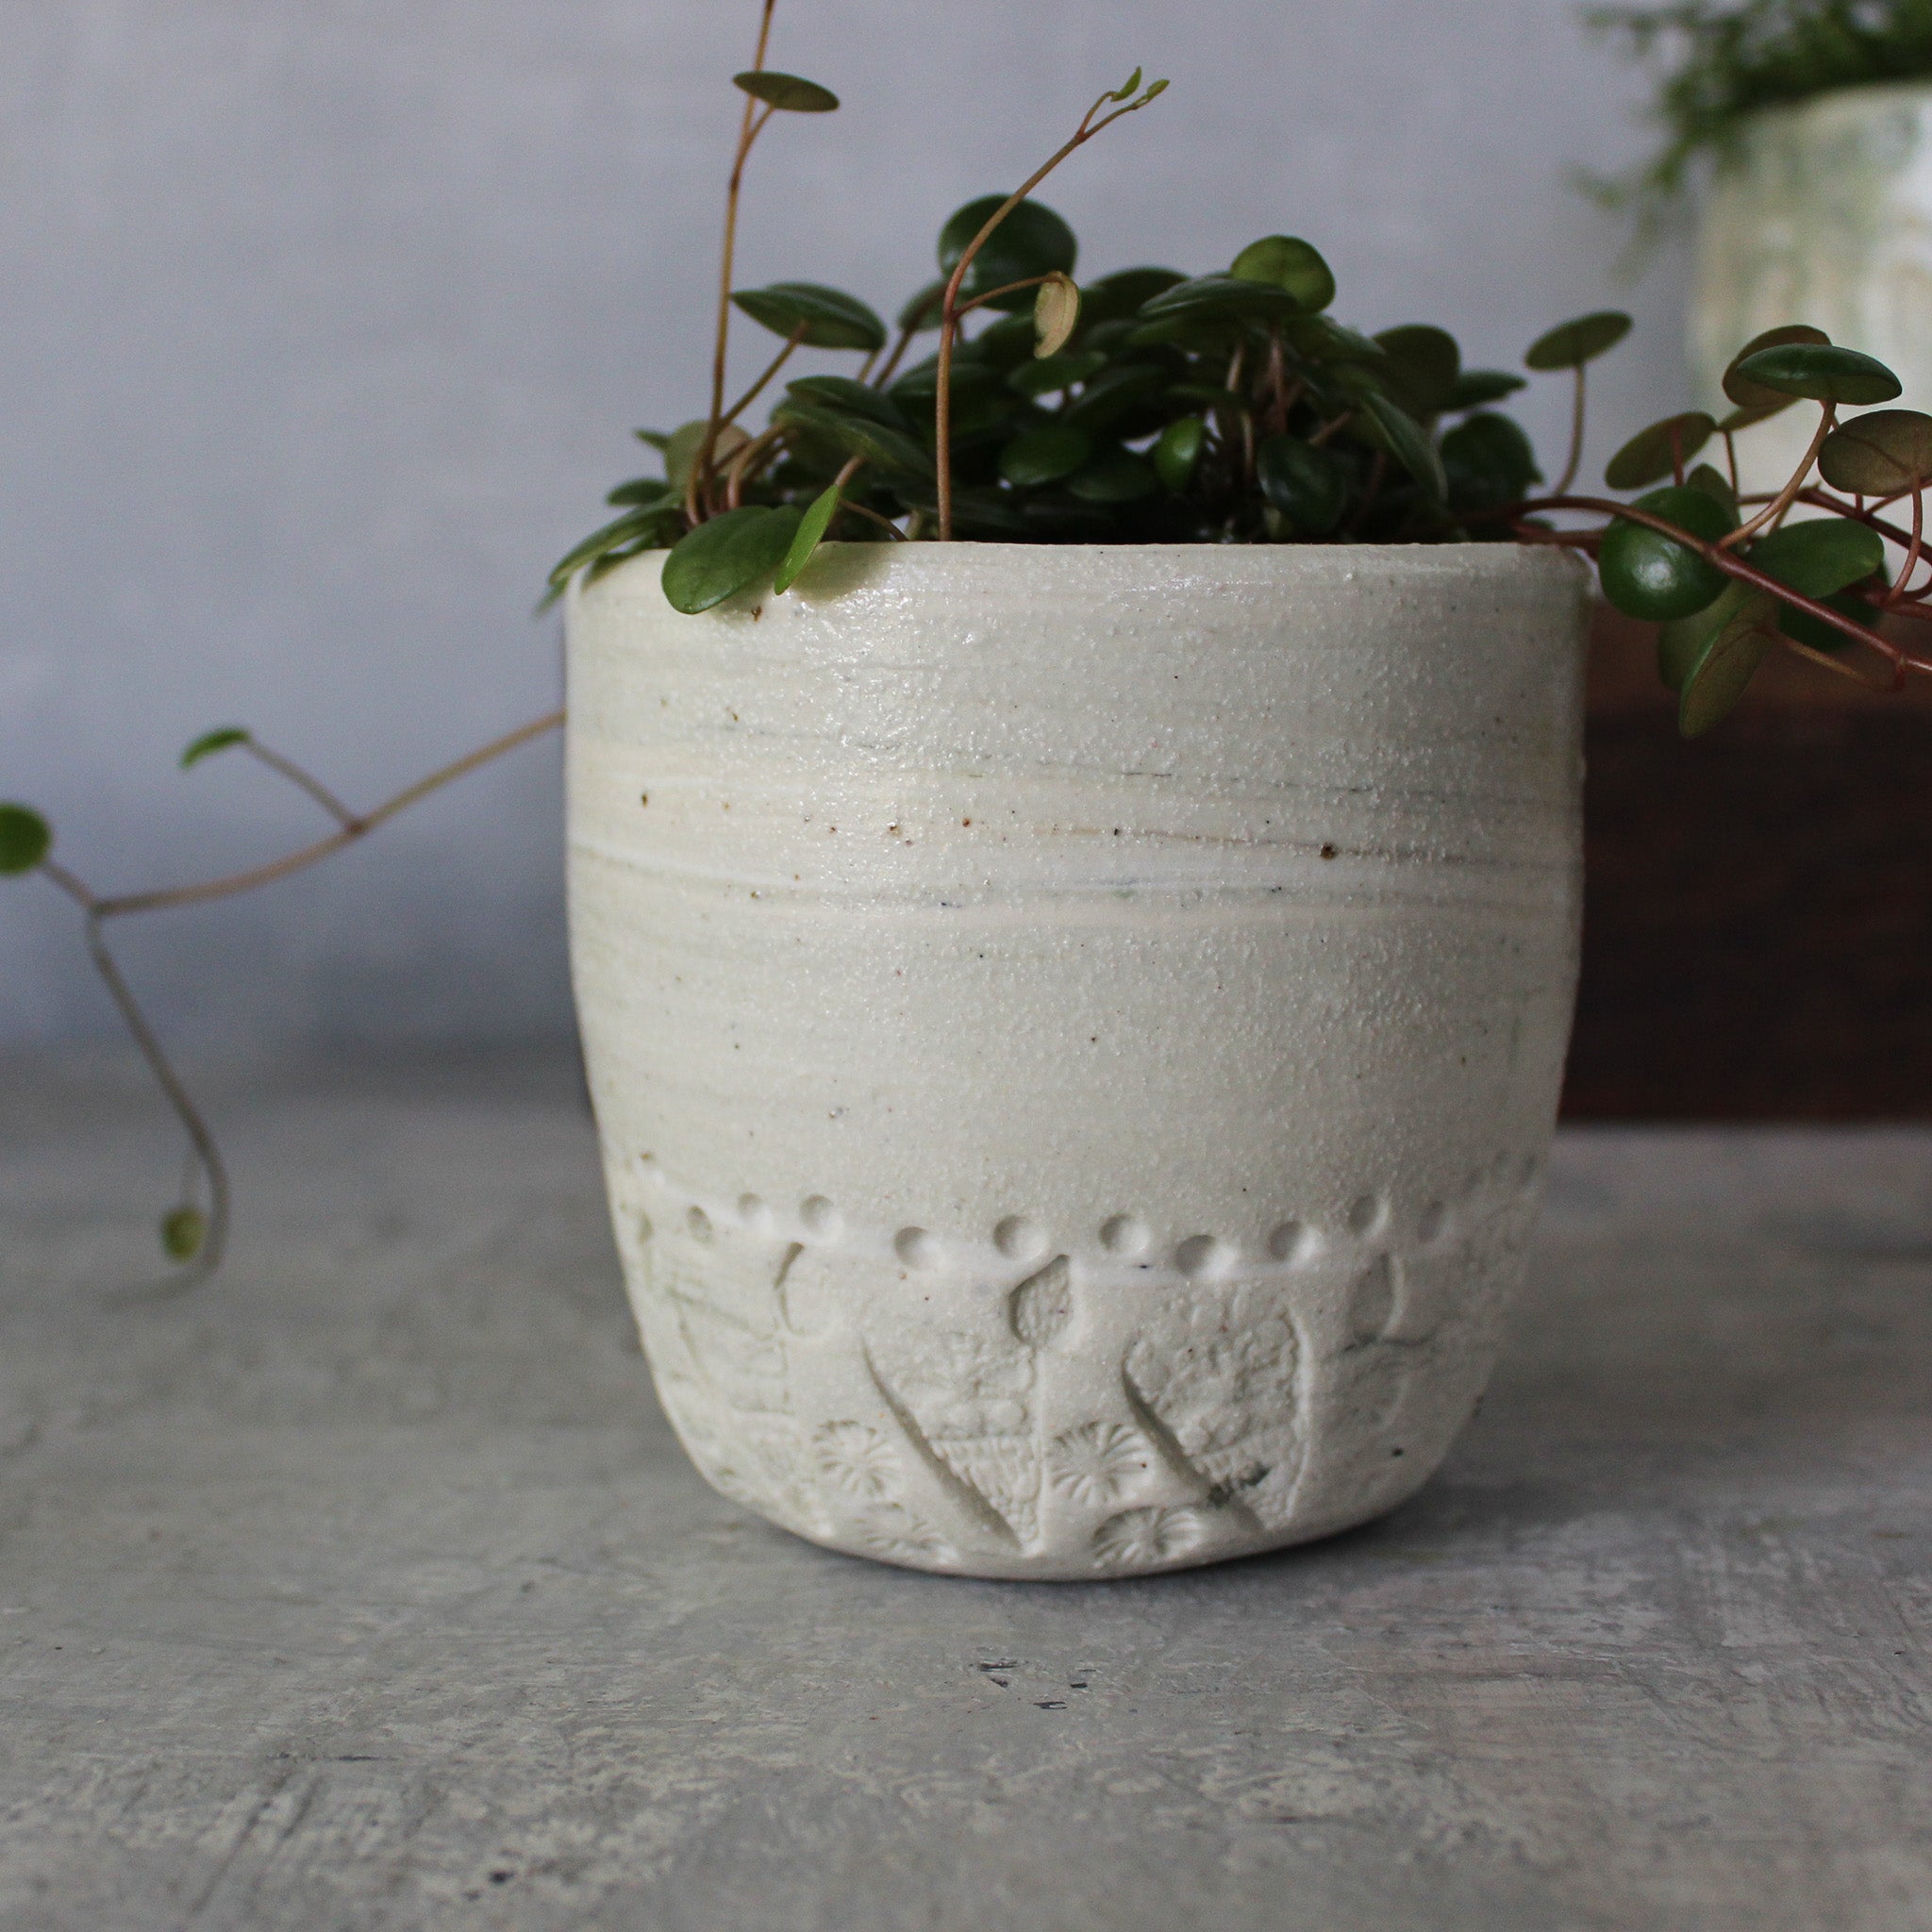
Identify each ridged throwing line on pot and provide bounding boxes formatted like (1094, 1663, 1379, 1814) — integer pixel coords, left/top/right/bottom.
(567, 542, 1591, 1576)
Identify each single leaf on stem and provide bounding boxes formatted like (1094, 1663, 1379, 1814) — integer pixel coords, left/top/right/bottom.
(1604, 411, 1716, 490)
(160, 1206, 208, 1262)
(1597, 485, 1733, 620)
(1732, 343, 1901, 407)
(774, 399, 935, 479)
(732, 70, 840, 111)
(937, 197, 1078, 313)
(1818, 408, 1932, 496)
(1034, 272, 1081, 358)
(1356, 390, 1446, 504)
(999, 423, 1091, 486)
(660, 505, 804, 614)
(1153, 415, 1206, 493)
(1658, 581, 1751, 692)
(1524, 310, 1632, 371)
(1374, 325, 1462, 418)
(1746, 519, 1885, 599)
(1066, 451, 1158, 502)
(1723, 324, 1829, 413)
(1229, 235, 1336, 313)
(181, 727, 251, 769)
(774, 483, 844, 593)
(733, 282, 887, 351)
(1447, 369, 1528, 409)
(1680, 590, 1780, 737)
(0, 802, 52, 874)
(784, 375, 913, 429)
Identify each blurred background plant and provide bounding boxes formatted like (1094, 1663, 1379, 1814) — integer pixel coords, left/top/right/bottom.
(1588, 0, 1932, 238)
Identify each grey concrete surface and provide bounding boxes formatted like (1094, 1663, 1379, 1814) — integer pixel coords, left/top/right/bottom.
(1, 1052, 1927, 1931)
(1, 0, 1688, 1051)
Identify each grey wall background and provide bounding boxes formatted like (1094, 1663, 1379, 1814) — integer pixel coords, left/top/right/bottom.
(0, 0, 1690, 1050)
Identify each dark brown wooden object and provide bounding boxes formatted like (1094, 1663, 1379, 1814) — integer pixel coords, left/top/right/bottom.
(1565, 605, 1932, 1118)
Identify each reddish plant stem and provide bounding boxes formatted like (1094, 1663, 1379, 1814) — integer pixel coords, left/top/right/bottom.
(1511, 493, 1924, 680)
(935, 81, 1161, 538)
(691, 0, 780, 522)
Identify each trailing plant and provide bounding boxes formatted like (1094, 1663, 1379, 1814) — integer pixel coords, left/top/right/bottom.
(9, 0, 1932, 1287)
(1586, 0, 1932, 234)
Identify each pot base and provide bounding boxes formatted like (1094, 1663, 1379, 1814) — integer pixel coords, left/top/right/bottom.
(608, 1148, 1543, 1581)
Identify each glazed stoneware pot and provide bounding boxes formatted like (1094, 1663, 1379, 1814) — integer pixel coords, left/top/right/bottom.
(566, 542, 1590, 1579)
(1690, 80, 1932, 496)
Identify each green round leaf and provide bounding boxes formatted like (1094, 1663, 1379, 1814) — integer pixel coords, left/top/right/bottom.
(1356, 389, 1447, 504)
(1077, 267, 1186, 325)
(732, 282, 887, 352)
(660, 506, 805, 615)
(1446, 369, 1528, 410)
(1658, 582, 1751, 692)
(547, 505, 682, 597)
(1062, 363, 1168, 432)
(181, 726, 250, 769)
(1006, 350, 1106, 399)
(1745, 517, 1885, 599)
(784, 375, 911, 430)
(0, 803, 52, 875)
(1722, 325, 1829, 410)
(1604, 411, 1716, 491)
(1137, 274, 1301, 327)
(937, 196, 1077, 312)
(1441, 411, 1541, 510)
(1732, 343, 1902, 408)
(1281, 316, 1389, 365)
(1153, 416, 1206, 494)
(887, 355, 997, 406)
(1229, 235, 1335, 313)
(1066, 451, 1157, 503)
(160, 1206, 208, 1263)
(1374, 325, 1462, 418)
(733, 70, 840, 111)
(1818, 408, 1932, 495)
(606, 476, 676, 508)
(1257, 435, 1349, 536)
(664, 418, 749, 489)
(1597, 485, 1734, 622)
(999, 424, 1091, 488)
(774, 484, 843, 594)
(1524, 310, 1632, 372)
(1780, 585, 1876, 655)
(1680, 590, 1779, 738)
(774, 399, 934, 480)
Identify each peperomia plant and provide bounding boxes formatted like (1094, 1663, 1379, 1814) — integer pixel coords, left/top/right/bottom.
(1586, 1, 1932, 236)
(8, 0, 1932, 1285)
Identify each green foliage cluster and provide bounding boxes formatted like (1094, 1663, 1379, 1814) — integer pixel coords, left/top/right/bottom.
(1590, 329, 1931, 734)
(552, 210, 1578, 612)
(1590, 0, 1932, 225)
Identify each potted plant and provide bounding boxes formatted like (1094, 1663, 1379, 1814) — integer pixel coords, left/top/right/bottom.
(1590, 0, 1932, 491)
(8, 0, 1932, 1576)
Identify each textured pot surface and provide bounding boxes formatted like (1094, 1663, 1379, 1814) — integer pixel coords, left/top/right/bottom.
(1690, 81, 1932, 496)
(567, 542, 1590, 1578)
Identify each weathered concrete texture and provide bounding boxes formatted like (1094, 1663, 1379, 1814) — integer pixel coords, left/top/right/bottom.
(0, 1051, 1927, 1932)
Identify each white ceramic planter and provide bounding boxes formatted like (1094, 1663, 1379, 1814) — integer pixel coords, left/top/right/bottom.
(567, 542, 1590, 1578)
(1691, 81, 1932, 497)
